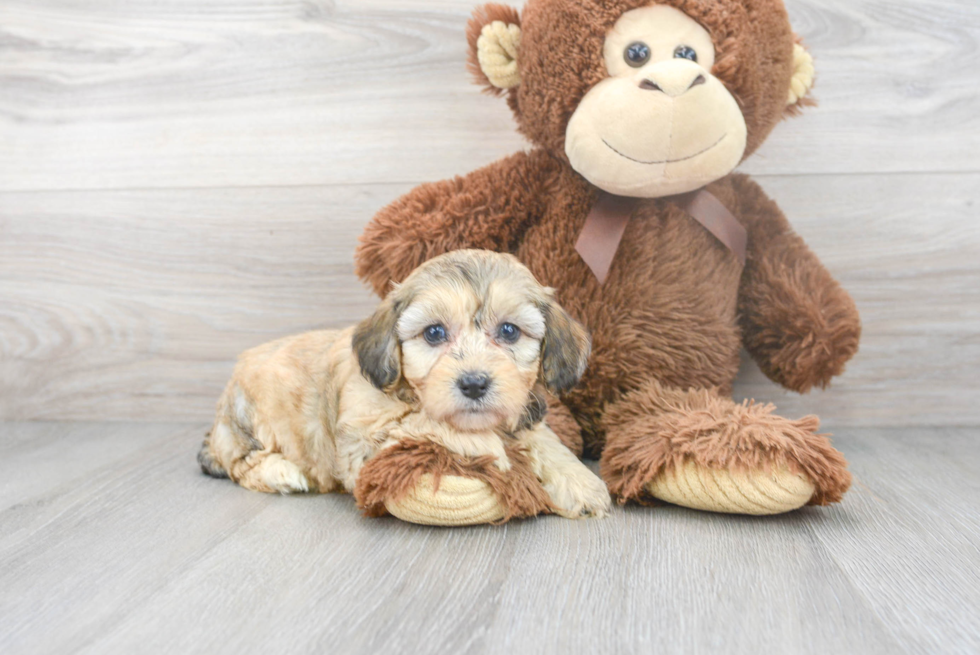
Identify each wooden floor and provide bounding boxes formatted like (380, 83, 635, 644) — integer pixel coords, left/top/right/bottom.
(0, 422, 978, 654)
(2, 0, 979, 653)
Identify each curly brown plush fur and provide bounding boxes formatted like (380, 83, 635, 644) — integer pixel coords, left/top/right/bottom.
(355, 0, 859, 509)
(355, 439, 554, 522)
(545, 392, 584, 457)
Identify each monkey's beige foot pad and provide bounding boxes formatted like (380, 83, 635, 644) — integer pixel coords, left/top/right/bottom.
(384, 474, 506, 526)
(600, 400, 853, 514)
(647, 461, 815, 515)
(354, 438, 553, 526)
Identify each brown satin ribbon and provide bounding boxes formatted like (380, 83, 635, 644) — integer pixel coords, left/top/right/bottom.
(573, 192, 637, 286)
(574, 188, 747, 284)
(673, 190, 747, 267)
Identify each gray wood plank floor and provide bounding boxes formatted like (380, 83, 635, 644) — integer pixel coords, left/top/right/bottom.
(0, 422, 977, 655)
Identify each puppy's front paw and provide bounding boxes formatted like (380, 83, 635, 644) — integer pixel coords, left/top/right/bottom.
(544, 466, 611, 519)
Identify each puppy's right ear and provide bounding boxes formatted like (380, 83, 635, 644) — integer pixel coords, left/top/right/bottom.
(352, 295, 403, 392)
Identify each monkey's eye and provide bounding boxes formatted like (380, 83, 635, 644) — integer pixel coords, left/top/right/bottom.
(674, 45, 698, 62)
(497, 322, 521, 344)
(423, 324, 447, 345)
(624, 42, 651, 68)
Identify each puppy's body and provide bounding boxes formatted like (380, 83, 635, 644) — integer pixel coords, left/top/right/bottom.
(202, 328, 396, 494)
(200, 251, 611, 519)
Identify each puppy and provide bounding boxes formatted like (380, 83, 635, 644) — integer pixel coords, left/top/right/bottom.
(198, 250, 611, 519)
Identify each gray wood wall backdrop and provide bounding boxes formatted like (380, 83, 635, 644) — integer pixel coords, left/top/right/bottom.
(1, 0, 978, 427)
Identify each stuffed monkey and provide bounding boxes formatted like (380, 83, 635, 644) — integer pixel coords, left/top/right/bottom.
(356, 0, 859, 515)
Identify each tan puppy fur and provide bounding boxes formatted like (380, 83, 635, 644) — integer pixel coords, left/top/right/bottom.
(199, 250, 611, 519)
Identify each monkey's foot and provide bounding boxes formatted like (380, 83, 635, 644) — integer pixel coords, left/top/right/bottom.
(646, 460, 815, 515)
(354, 439, 552, 526)
(384, 474, 505, 526)
(600, 390, 851, 515)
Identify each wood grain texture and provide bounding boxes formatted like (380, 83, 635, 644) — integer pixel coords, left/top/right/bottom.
(2, 174, 978, 423)
(1, 0, 978, 423)
(1, 0, 979, 193)
(0, 421, 182, 512)
(0, 422, 977, 655)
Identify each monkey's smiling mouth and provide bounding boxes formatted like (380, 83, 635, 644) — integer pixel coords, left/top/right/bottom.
(602, 133, 727, 165)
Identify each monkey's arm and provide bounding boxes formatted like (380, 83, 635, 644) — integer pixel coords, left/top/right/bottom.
(355, 150, 554, 297)
(731, 174, 861, 393)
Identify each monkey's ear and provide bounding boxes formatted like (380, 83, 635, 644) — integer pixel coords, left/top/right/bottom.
(352, 295, 404, 392)
(539, 300, 591, 396)
(786, 42, 816, 113)
(467, 4, 522, 95)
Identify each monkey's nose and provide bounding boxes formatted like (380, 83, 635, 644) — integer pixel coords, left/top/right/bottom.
(639, 72, 706, 97)
(457, 373, 491, 400)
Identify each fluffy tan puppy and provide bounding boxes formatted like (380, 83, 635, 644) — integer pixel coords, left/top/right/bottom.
(198, 250, 611, 520)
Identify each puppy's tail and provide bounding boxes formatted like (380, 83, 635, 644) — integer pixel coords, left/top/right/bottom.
(198, 431, 229, 479)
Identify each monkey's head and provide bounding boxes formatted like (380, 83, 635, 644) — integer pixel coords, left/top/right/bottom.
(468, 0, 815, 197)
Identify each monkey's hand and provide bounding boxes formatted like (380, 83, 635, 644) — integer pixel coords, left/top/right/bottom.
(739, 234, 860, 393)
(728, 175, 860, 393)
(355, 150, 554, 297)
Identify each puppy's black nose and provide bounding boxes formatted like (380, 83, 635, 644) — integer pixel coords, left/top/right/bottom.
(457, 373, 490, 400)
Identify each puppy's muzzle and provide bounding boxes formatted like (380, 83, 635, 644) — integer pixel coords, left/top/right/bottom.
(457, 372, 491, 400)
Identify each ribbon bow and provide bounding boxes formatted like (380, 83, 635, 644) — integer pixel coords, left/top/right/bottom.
(574, 189, 747, 284)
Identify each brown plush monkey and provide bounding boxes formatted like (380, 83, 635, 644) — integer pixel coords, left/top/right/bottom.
(356, 0, 859, 515)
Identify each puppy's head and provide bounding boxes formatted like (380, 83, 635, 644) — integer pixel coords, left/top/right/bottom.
(353, 250, 590, 433)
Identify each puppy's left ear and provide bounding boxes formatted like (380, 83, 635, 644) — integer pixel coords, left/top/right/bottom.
(539, 300, 591, 395)
(352, 294, 405, 392)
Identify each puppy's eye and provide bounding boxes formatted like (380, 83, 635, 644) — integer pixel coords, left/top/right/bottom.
(624, 42, 651, 68)
(422, 324, 447, 345)
(674, 45, 697, 62)
(497, 322, 521, 344)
